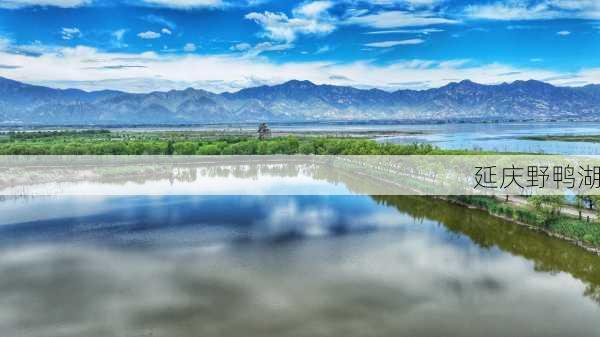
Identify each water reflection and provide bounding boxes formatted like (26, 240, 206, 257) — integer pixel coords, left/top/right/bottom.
(0, 158, 403, 196)
(1, 195, 599, 337)
(6, 155, 594, 197)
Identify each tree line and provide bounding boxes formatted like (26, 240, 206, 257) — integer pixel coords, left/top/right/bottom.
(0, 135, 453, 155)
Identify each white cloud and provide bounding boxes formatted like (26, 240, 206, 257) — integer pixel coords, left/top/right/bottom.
(530, 58, 543, 62)
(143, 14, 176, 29)
(404, 0, 444, 6)
(365, 39, 424, 47)
(0, 0, 90, 8)
(230, 41, 293, 56)
(556, 30, 571, 35)
(245, 1, 336, 42)
(345, 10, 458, 28)
(315, 45, 331, 54)
(61, 27, 81, 40)
(137, 31, 161, 39)
(405, 0, 445, 7)
(464, 0, 600, 20)
(138, 0, 270, 9)
(183, 43, 197, 52)
(111, 29, 128, 48)
(0, 39, 58, 55)
(161, 28, 172, 35)
(113, 29, 126, 41)
(1, 44, 599, 93)
(365, 0, 446, 7)
(243, 41, 293, 57)
(294, 0, 333, 17)
(464, 2, 551, 20)
(549, 0, 600, 12)
(365, 28, 444, 34)
(141, 0, 223, 9)
(506, 24, 538, 30)
(230, 42, 252, 51)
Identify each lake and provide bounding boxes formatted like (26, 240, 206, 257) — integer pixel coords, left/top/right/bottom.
(2, 122, 600, 336)
(274, 121, 600, 154)
(1, 194, 599, 337)
(380, 121, 600, 155)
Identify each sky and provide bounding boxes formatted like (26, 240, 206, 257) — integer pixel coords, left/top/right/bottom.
(0, 0, 599, 93)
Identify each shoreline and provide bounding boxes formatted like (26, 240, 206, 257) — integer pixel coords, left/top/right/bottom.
(438, 196, 600, 256)
(520, 135, 600, 143)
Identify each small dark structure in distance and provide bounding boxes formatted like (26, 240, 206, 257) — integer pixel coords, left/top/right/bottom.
(258, 123, 271, 140)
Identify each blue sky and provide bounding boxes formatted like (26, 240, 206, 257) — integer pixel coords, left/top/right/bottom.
(0, 0, 599, 92)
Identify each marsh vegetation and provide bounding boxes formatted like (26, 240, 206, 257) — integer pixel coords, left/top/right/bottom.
(0, 130, 476, 155)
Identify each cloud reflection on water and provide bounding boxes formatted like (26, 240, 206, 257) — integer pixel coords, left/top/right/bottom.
(0, 196, 599, 336)
(1, 228, 599, 337)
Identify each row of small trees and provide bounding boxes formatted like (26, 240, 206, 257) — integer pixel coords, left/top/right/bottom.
(528, 195, 564, 225)
(574, 195, 600, 220)
(0, 136, 440, 155)
(527, 195, 600, 226)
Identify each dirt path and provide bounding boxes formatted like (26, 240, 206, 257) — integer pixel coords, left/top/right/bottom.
(504, 195, 597, 221)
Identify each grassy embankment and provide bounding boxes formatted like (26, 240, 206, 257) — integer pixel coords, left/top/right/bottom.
(449, 196, 600, 250)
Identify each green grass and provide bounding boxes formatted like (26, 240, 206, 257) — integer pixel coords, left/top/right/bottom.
(550, 218, 600, 246)
(450, 196, 541, 225)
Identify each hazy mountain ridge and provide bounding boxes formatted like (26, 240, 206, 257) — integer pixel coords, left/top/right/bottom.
(1, 76, 599, 125)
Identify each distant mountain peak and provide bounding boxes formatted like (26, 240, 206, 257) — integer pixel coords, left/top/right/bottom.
(280, 79, 317, 87)
(456, 79, 483, 87)
(513, 79, 548, 85)
(442, 79, 485, 91)
(0, 75, 599, 125)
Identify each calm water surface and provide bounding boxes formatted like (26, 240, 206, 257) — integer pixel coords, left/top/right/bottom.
(1, 195, 599, 337)
(380, 121, 600, 154)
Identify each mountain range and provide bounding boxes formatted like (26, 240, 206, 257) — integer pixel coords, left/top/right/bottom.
(1, 76, 600, 125)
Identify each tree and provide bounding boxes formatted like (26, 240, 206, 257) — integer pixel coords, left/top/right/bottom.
(173, 142, 197, 155)
(575, 195, 585, 220)
(299, 142, 315, 154)
(166, 140, 175, 155)
(588, 195, 600, 223)
(528, 195, 564, 226)
(196, 144, 221, 155)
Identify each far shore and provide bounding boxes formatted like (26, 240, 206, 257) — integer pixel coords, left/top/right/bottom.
(520, 135, 600, 143)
